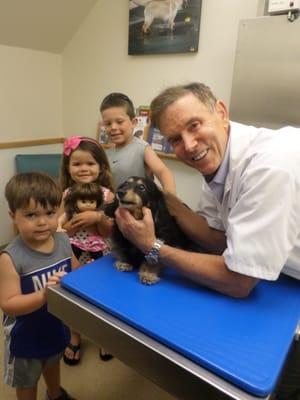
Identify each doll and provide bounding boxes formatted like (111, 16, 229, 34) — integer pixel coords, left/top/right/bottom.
(60, 182, 108, 264)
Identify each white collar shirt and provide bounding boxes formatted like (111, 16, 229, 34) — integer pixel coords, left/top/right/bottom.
(208, 133, 230, 203)
(197, 121, 300, 281)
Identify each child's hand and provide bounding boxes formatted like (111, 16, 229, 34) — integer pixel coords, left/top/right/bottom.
(70, 211, 99, 229)
(47, 271, 67, 287)
(56, 226, 67, 233)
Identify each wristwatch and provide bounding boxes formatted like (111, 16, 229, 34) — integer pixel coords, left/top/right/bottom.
(144, 238, 164, 265)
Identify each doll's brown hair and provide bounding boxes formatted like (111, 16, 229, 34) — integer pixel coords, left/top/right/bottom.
(64, 182, 104, 220)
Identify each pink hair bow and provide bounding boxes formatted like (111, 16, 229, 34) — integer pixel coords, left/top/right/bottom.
(63, 136, 100, 156)
(63, 136, 84, 156)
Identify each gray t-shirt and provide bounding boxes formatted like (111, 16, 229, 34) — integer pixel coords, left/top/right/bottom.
(106, 137, 148, 189)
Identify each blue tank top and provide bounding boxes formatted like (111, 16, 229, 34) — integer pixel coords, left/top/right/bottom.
(3, 232, 72, 358)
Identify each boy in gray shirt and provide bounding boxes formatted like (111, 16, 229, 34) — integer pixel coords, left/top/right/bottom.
(0, 172, 79, 400)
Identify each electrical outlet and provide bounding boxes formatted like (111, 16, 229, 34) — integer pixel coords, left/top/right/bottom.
(268, 0, 300, 14)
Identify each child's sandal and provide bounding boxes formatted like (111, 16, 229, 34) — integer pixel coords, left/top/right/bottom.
(46, 386, 75, 400)
(99, 348, 113, 361)
(63, 343, 81, 366)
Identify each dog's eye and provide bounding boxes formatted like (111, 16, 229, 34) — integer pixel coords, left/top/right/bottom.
(138, 184, 146, 191)
(118, 182, 128, 190)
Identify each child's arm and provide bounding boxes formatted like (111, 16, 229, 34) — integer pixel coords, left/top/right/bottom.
(144, 146, 176, 194)
(57, 194, 71, 233)
(71, 252, 81, 270)
(57, 191, 77, 235)
(57, 212, 67, 232)
(0, 253, 46, 317)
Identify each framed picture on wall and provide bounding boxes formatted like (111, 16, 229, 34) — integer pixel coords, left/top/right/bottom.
(98, 122, 111, 145)
(128, 0, 202, 55)
(146, 124, 174, 154)
(133, 105, 150, 139)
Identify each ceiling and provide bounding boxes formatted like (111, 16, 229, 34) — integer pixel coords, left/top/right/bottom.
(0, 0, 98, 53)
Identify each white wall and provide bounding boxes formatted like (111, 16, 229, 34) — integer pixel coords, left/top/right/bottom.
(0, 44, 63, 141)
(0, 0, 259, 245)
(62, 0, 258, 208)
(0, 45, 64, 245)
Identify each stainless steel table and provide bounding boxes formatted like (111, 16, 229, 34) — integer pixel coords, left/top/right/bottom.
(48, 285, 272, 400)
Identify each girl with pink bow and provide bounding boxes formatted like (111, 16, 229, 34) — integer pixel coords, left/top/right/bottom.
(59, 135, 115, 365)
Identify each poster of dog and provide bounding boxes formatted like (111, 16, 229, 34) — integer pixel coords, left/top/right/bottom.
(128, 0, 202, 55)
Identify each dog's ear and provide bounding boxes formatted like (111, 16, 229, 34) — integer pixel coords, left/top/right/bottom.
(145, 180, 169, 226)
(153, 196, 169, 226)
(143, 179, 161, 207)
(104, 197, 119, 218)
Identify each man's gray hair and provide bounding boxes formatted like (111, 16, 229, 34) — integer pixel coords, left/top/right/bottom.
(150, 82, 217, 129)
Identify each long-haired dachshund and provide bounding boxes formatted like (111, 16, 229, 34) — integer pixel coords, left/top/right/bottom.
(111, 176, 192, 284)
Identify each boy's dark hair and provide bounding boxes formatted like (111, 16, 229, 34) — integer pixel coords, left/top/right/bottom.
(60, 138, 114, 192)
(64, 182, 104, 220)
(5, 172, 62, 213)
(100, 92, 136, 119)
(150, 82, 217, 129)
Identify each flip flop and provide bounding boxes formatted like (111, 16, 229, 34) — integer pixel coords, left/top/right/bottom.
(63, 343, 81, 366)
(99, 348, 113, 361)
(46, 386, 76, 400)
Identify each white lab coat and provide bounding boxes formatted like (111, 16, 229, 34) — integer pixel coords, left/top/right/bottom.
(198, 121, 300, 280)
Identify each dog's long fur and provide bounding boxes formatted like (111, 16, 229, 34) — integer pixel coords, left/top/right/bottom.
(111, 176, 191, 284)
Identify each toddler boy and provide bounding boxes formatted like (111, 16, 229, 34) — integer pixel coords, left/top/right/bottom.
(0, 172, 79, 400)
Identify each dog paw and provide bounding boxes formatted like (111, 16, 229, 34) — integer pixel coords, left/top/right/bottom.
(115, 261, 133, 272)
(139, 270, 160, 285)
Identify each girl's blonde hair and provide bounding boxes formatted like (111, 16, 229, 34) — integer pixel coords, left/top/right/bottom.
(60, 136, 114, 192)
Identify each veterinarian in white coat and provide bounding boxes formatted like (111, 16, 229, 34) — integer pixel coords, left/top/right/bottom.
(115, 82, 300, 399)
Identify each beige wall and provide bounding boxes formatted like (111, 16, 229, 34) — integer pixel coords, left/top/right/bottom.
(0, 45, 64, 245)
(0, 0, 259, 245)
(0, 44, 63, 141)
(62, 0, 258, 208)
(62, 0, 258, 137)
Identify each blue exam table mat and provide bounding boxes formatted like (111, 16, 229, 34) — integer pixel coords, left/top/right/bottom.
(61, 255, 300, 397)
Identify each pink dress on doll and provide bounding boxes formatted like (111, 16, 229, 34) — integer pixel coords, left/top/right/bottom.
(64, 186, 110, 262)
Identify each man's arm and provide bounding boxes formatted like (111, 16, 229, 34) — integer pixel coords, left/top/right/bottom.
(165, 192, 226, 254)
(158, 244, 258, 298)
(115, 207, 258, 298)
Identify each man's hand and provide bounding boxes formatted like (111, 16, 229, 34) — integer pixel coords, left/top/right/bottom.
(115, 207, 156, 254)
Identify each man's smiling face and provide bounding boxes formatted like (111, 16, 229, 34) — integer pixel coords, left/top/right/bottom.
(159, 93, 230, 178)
